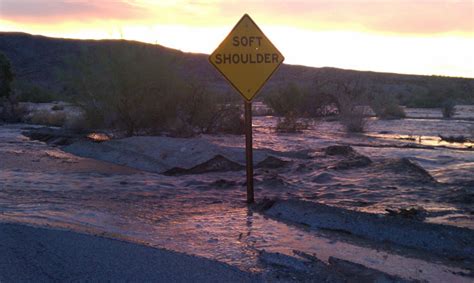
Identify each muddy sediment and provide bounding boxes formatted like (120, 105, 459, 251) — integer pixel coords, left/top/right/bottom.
(2, 121, 474, 281)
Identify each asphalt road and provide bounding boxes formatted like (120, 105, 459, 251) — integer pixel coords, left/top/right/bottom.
(0, 223, 257, 282)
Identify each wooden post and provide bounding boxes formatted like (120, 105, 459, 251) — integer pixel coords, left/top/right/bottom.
(244, 101, 254, 204)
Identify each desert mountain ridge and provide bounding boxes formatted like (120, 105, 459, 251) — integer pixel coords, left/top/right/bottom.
(0, 32, 472, 104)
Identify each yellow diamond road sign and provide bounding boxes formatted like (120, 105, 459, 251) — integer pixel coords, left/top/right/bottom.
(209, 14, 284, 101)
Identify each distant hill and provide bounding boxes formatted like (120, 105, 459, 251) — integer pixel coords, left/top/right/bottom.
(1, 32, 473, 106)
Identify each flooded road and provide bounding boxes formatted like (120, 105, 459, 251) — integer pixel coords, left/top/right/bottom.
(0, 106, 473, 282)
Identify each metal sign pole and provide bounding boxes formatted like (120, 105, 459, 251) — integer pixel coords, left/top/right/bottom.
(244, 100, 254, 203)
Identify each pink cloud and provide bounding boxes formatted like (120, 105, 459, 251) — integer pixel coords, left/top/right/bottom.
(215, 1, 474, 34)
(0, 0, 150, 22)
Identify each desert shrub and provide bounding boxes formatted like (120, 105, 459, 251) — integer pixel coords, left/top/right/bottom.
(174, 80, 244, 135)
(370, 94, 405, 119)
(441, 99, 456, 118)
(0, 52, 16, 121)
(30, 110, 66, 127)
(264, 82, 338, 118)
(202, 105, 244, 135)
(325, 76, 369, 133)
(339, 107, 367, 133)
(276, 112, 309, 133)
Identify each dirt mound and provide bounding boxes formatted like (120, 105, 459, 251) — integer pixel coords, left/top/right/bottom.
(379, 158, 435, 183)
(164, 155, 244, 175)
(325, 145, 372, 170)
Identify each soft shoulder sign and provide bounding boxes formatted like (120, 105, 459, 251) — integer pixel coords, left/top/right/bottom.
(209, 14, 284, 101)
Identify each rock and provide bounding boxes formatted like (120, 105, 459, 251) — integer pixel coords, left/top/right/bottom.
(256, 156, 290, 169)
(325, 145, 355, 156)
(324, 145, 372, 170)
(385, 207, 427, 221)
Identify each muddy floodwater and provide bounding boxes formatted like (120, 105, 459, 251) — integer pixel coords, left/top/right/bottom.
(0, 106, 473, 282)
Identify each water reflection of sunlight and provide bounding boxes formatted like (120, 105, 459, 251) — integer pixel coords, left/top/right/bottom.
(87, 133, 111, 142)
(367, 133, 473, 149)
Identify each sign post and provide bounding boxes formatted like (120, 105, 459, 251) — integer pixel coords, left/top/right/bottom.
(209, 14, 284, 203)
(244, 101, 254, 203)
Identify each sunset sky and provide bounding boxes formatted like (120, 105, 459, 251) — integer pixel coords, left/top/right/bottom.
(1, 0, 473, 77)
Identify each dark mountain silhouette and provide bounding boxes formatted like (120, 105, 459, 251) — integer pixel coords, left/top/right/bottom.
(0, 32, 473, 104)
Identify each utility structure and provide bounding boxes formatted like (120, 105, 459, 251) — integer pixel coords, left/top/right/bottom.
(209, 14, 284, 203)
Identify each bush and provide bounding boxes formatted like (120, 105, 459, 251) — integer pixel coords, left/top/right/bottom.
(370, 94, 405, 119)
(339, 107, 367, 133)
(264, 82, 338, 118)
(202, 105, 244, 135)
(276, 112, 309, 133)
(264, 82, 305, 116)
(441, 100, 456, 118)
(0, 52, 13, 99)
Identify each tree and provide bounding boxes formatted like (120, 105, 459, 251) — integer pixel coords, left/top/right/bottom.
(0, 52, 14, 99)
(0, 52, 19, 122)
(317, 74, 369, 132)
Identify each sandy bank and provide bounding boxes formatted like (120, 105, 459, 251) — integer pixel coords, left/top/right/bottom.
(63, 136, 304, 174)
(262, 199, 474, 262)
(0, 223, 257, 282)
